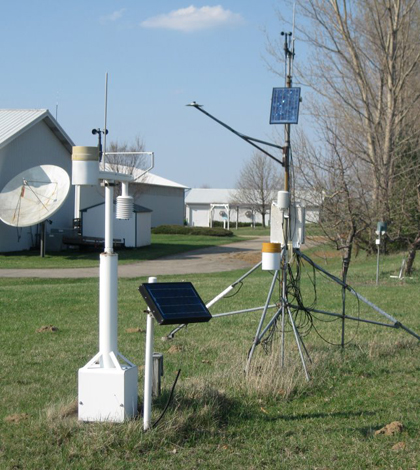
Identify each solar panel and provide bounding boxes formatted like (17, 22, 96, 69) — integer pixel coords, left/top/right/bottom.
(270, 87, 301, 125)
(139, 282, 212, 325)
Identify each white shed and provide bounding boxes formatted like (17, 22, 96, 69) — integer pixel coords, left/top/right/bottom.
(0, 109, 74, 252)
(81, 202, 152, 248)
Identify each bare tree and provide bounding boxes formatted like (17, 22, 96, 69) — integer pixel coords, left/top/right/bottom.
(268, 0, 420, 270)
(232, 151, 283, 227)
(388, 139, 420, 275)
(104, 135, 150, 197)
(294, 125, 371, 278)
(105, 135, 147, 175)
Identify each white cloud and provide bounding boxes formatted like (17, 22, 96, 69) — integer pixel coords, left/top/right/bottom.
(140, 5, 244, 32)
(100, 9, 126, 24)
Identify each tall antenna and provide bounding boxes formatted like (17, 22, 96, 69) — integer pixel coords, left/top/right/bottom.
(291, 2, 296, 77)
(103, 73, 109, 165)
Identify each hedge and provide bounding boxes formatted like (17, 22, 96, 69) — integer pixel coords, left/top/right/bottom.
(151, 225, 234, 237)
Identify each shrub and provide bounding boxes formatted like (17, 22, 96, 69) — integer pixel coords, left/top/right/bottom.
(212, 221, 263, 228)
(151, 225, 234, 237)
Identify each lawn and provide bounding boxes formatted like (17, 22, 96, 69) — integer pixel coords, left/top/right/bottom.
(0, 246, 419, 469)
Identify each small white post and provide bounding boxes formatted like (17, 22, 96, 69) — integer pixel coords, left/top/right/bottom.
(74, 185, 81, 220)
(144, 276, 157, 431)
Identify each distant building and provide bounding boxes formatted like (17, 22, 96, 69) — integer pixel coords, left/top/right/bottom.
(0, 109, 74, 252)
(185, 188, 321, 228)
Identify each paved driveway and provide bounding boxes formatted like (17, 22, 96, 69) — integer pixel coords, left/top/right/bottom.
(0, 237, 269, 279)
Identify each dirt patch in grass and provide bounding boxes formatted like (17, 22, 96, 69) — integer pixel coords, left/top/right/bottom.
(36, 325, 59, 333)
(374, 421, 404, 436)
(168, 345, 183, 354)
(126, 327, 144, 334)
(4, 413, 30, 423)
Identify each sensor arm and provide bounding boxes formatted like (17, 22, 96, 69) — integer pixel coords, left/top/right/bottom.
(187, 102, 284, 166)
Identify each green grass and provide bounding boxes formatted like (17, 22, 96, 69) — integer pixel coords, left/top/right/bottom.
(230, 226, 270, 236)
(0, 234, 245, 270)
(0, 247, 419, 469)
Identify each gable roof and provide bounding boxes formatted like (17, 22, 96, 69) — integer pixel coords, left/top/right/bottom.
(143, 172, 189, 189)
(0, 109, 74, 153)
(104, 164, 189, 189)
(185, 188, 238, 204)
(185, 187, 323, 207)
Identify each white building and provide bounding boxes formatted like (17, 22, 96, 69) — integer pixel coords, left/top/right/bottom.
(0, 109, 74, 252)
(185, 188, 321, 228)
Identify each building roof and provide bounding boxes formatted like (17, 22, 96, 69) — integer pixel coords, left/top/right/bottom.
(185, 188, 238, 204)
(0, 109, 74, 153)
(104, 164, 189, 189)
(143, 172, 189, 189)
(185, 187, 323, 207)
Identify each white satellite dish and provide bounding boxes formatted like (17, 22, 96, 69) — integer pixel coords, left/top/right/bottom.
(0, 165, 70, 227)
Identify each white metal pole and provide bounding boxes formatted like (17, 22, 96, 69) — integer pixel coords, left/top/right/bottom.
(99, 182, 118, 369)
(144, 276, 157, 431)
(99, 252, 118, 368)
(104, 183, 114, 253)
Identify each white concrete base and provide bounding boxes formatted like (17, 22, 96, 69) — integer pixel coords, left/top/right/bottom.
(78, 365, 138, 422)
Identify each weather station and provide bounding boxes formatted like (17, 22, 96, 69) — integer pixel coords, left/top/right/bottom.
(168, 29, 420, 380)
(75, 74, 155, 422)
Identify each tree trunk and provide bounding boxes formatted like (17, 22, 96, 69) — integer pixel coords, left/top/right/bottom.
(405, 236, 420, 276)
(340, 227, 356, 280)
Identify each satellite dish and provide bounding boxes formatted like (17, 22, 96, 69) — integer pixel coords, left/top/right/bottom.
(245, 210, 252, 218)
(0, 165, 70, 227)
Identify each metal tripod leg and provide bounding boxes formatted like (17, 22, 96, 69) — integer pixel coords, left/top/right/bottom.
(245, 270, 279, 374)
(287, 305, 310, 381)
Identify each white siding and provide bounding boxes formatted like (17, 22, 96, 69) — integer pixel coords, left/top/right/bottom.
(187, 204, 210, 227)
(135, 185, 185, 227)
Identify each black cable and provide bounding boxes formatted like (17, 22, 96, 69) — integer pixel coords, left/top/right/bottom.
(224, 281, 243, 299)
(150, 369, 182, 430)
(296, 251, 361, 346)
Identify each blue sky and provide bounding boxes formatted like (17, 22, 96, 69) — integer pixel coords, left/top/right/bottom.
(0, 1, 303, 188)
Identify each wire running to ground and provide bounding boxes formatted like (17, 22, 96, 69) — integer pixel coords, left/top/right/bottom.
(150, 369, 182, 430)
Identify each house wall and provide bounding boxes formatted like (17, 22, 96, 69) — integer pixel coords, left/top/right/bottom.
(135, 212, 152, 247)
(0, 121, 74, 252)
(186, 204, 210, 227)
(134, 185, 185, 227)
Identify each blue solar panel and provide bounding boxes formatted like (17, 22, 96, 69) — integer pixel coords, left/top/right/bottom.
(270, 87, 301, 124)
(139, 282, 212, 325)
